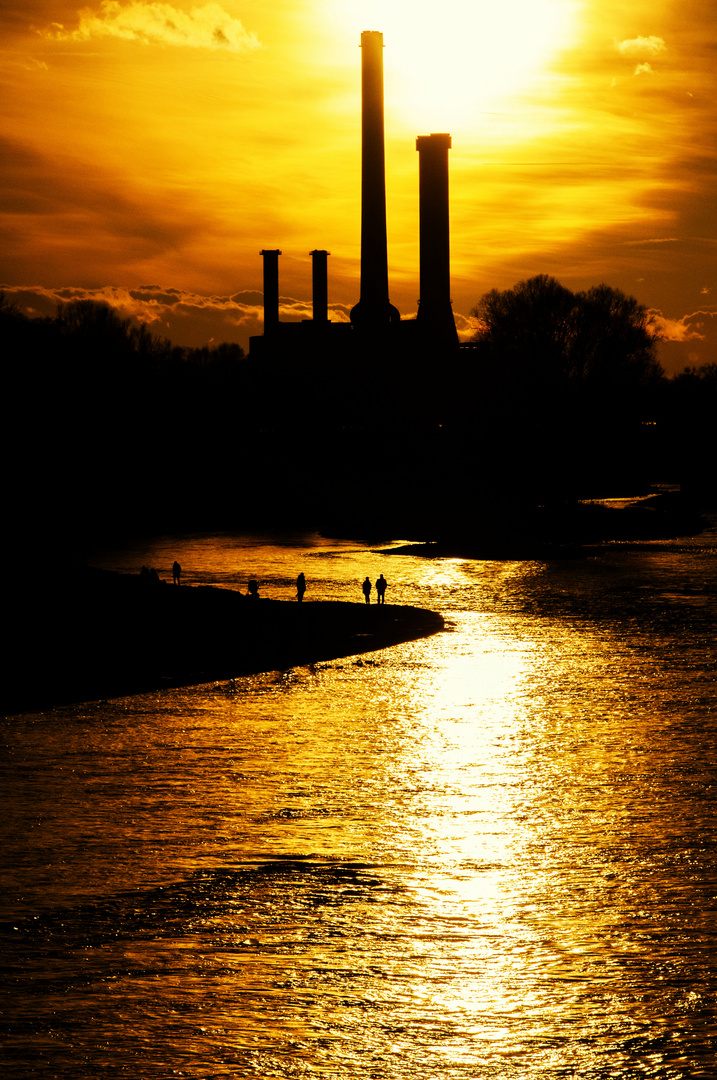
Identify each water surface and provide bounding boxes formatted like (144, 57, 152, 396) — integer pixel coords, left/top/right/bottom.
(2, 528, 716, 1077)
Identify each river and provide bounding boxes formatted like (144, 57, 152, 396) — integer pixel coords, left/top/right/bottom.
(2, 526, 716, 1078)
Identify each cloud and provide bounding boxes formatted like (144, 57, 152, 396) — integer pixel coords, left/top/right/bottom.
(4, 284, 713, 372)
(42, 1, 260, 52)
(22, 57, 49, 72)
(624, 238, 680, 246)
(0, 283, 352, 350)
(650, 308, 716, 343)
(649, 307, 717, 373)
(615, 35, 666, 58)
(633, 62, 653, 76)
(454, 311, 480, 341)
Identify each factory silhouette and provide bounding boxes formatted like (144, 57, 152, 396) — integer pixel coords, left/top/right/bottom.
(250, 31, 458, 359)
(7, 31, 695, 556)
(242, 31, 526, 540)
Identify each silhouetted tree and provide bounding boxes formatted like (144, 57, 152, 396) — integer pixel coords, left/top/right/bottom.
(472, 275, 576, 394)
(56, 298, 132, 342)
(569, 283, 663, 396)
(672, 361, 717, 391)
(467, 276, 664, 499)
(2, 298, 256, 547)
(660, 363, 717, 502)
(471, 276, 661, 396)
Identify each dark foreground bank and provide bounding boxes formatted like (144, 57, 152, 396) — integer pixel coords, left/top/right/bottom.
(4, 568, 444, 714)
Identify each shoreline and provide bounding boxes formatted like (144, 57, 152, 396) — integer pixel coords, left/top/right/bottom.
(377, 498, 712, 561)
(4, 568, 444, 714)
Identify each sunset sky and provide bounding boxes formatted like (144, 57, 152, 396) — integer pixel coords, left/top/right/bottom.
(1, 0, 715, 372)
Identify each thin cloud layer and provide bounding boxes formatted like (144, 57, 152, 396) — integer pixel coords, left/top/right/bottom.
(0, 283, 352, 350)
(43, 1, 260, 52)
(4, 283, 713, 373)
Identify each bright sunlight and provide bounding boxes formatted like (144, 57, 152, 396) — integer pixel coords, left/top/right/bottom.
(330, 0, 581, 132)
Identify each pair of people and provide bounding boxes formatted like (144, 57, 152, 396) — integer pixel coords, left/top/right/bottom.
(362, 574, 388, 604)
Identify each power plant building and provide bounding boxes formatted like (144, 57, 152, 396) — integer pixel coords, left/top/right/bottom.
(250, 32, 457, 357)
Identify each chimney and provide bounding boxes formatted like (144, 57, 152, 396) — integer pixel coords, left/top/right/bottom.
(310, 249, 330, 323)
(415, 134, 457, 345)
(260, 248, 281, 335)
(350, 31, 399, 332)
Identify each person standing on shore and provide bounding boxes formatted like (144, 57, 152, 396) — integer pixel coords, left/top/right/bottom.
(362, 576, 372, 604)
(376, 574, 387, 604)
(296, 572, 306, 602)
(173, 561, 181, 586)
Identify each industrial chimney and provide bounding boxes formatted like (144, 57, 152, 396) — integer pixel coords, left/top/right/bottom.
(350, 31, 399, 332)
(310, 249, 330, 323)
(415, 134, 457, 345)
(260, 248, 281, 335)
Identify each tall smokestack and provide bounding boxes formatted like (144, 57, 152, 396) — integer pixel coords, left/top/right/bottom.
(310, 249, 329, 323)
(415, 134, 457, 345)
(350, 31, 399, 331)
(260, 248, 281, 335)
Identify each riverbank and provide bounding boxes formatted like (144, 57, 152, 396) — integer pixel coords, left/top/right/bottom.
(378, 495, 711, 560)
(3, 567, 444, 714)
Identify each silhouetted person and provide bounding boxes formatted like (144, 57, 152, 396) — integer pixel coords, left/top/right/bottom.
(376, 573, 387, 604)
(296, 572, 306, 602)
(173, 561, 181, 586)
(362, 576, 372, 604)
(248, 579, 259, 599)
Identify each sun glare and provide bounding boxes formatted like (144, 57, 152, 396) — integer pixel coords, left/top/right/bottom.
(330, 0, 580, 132)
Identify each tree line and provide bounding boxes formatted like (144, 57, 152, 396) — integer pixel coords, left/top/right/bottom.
(2, 279, 714, 555)
(465, 275, 713, 511)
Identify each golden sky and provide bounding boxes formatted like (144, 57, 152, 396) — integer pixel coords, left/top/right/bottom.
(1, 0, 715, 370)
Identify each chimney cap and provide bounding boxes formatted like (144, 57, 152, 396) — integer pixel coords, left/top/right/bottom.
(416, 133, 452, 151)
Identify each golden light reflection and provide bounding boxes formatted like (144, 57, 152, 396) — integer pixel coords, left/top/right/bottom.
(383, 563, 539, 881)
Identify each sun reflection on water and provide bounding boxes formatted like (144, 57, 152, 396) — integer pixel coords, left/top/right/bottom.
(4, 533, 715, 1076)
